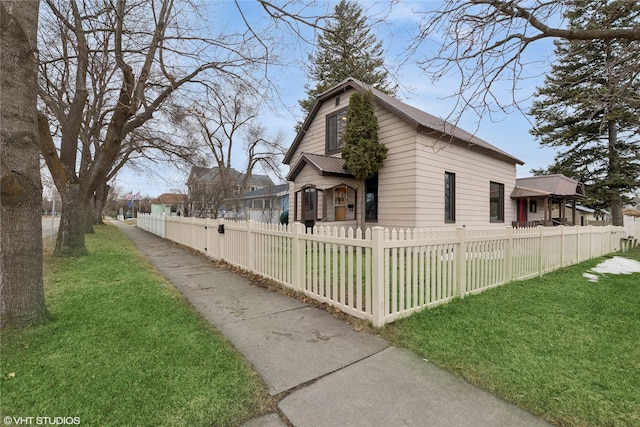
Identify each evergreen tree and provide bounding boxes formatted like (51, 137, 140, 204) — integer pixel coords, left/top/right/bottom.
(342, 89, 387, 229)
(299, 0, 394, 117)
(529, 0, 640, 226)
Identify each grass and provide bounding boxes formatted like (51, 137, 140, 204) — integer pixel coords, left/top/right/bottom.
(1, 224, 271, 426)
(381, 246, 640, 426)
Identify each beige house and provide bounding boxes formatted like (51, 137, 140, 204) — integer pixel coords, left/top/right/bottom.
(283, 78, 524, 230)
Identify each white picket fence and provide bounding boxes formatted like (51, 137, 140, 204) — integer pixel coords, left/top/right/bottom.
(136, 214, 627, 327)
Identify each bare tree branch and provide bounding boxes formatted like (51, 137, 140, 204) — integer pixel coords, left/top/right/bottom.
(403, 0, 640, 121)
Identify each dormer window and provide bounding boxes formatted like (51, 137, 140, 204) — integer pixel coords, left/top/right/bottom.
(326, 108, 347, 154)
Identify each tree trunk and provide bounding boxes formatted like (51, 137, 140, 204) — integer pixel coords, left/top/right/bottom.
(84, 194, 95, 233)
(93, 182, 110, 225)
(608, 121, 623, 227)
(54, 183, 88, 257)
(0, 0, 50, 328)
(356, 180, 365, 232)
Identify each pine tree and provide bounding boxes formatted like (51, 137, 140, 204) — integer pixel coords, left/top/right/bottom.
(299, 0, 394, 117)
(342, 89, 387, 229)
(529, 0, 640, 226)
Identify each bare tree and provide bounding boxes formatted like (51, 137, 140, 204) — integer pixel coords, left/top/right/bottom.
(37, 0, 273, 256)
(90, 118, 200, 224)
(1, 0, 50, 328)
(184, 83, 285, 217)
(187, 177, 228, 219)
(252, 183, 286, 223)
(398, 1, 640, 121)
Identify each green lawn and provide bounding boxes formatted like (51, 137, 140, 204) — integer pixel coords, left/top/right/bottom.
(382, 246, 640, 426)
(1, 225, 271, 427)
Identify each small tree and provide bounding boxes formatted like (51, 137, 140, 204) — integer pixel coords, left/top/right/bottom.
(342, 90, 387, 230)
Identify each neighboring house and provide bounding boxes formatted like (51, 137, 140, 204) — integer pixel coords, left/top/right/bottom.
(575, 205, 597, 226)
(283, 77, 524, 230)
(241, 183, 289, 224)
(151, 193, 187, 216)
(186, 165, 274, 218)
(622, 197, 640, 232)
(574, 205, 612, 226)
(510, 175, 587, 227)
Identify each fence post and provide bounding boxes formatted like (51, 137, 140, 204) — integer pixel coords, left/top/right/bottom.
(456, 226, 467, 298)
(505, 226, 513, 281)
(218, 218, 225, 262)
(576, 225, 581, 262)
(292, 223, 304, 291)
(190, 217, 196, 248)
(247, 220, 255, 273)
(559, 225, 565, 267)
(371, 226, 385, 328)
(204, 218, 211, 258)
(537, 225, 544, 276)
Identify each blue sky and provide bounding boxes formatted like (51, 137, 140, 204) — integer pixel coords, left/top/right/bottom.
(116, 0, 560, 197)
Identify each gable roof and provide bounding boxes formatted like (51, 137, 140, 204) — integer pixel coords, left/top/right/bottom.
(283, 77, 523, 166)
(511, 175, 586, 199)
(187, 166, 273, 188)
(187, 165, 212, 183)
(286, 152, 353, 181)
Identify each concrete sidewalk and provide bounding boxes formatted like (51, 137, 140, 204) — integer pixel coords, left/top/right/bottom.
(113, 221, 551, 427)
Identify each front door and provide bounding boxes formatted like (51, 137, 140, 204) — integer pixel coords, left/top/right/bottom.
(334, 187, 346, 221)
(518, 199, 527, 224)
(303, 187, 316, 227)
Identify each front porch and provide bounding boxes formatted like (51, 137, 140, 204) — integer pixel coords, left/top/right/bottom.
(511, 175, 586, 228)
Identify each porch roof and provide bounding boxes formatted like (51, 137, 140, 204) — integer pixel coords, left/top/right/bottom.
(511, 174, 586, 199)
(510, 186, 551, 199)
(286, 153, 353, 181)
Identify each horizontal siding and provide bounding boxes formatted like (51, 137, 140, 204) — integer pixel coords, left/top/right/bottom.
(285, 86, 519, 229)
(414, 134, 517, 228)
(286, 89, 358, 167)
(376, 105, 419, 230)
